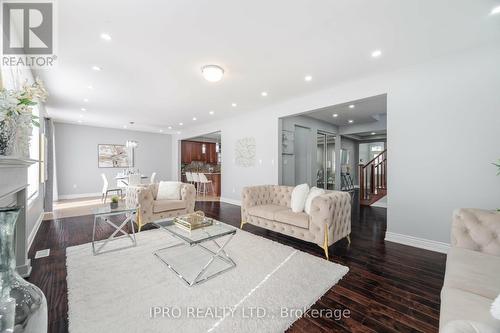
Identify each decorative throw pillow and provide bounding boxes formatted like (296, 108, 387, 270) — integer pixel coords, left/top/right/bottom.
(290, 183, 310, 213)
(304, 187, 326, 215)
(156, 181, 182, 200)
(492, 294, 500, 320)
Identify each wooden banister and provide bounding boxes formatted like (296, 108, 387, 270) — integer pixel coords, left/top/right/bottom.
(359, 149, 387, 203)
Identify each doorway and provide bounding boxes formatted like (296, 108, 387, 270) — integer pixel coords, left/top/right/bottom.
(294, 125, 311, 185)
(180, 131, 221, 201)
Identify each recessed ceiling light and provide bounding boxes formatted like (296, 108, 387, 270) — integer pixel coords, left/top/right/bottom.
(348, 120, 354, 123)
(332, 113, 338, 118)
(231, 103, 237, 107)
(91, 66, 102, 71)
(179, 122, 183, 126)
(491, 6, 500, 15)
(159, 129, 163, 133)
(77, 119, 82, 123)
(371, 50, 382, 58)
(83, 98, 89, 102)
(79, 114, 83, 118)
(87, 85, 94, 89)
(304, 75, 312, 82)
(209, 110, 214, 115)
(349, 104, 355, 109)
(261, 91, 268, 97)
(167, 126, 172, 129)
(201, 65, 224, 82)
(177, 131, 181, 135)
(81, 107, 86, 111)
(371, 132, 376, 135)
(192, 117, 197, 121)
(100, 33, 112, 41)
(123, 125, 127, 129)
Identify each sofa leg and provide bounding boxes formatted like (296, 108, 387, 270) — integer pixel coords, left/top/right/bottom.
(240, 221, 246, 229)
(323, 225, 329, 260)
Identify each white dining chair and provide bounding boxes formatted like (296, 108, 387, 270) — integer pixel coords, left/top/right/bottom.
(191, 172, 200, 194)
(101, 173, 123, 202)
(128, 174, 142, 186)
(198, 173, 214, 196)
(185, 172, 194, 184)
(150, 172, 157, 184)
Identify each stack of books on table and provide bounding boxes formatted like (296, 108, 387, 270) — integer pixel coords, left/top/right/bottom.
(173, 213, 213, 232)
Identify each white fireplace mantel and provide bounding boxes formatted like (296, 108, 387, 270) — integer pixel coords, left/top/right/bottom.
(0, 155, 37, 277)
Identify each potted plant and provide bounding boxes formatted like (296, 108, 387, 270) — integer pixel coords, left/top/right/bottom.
(110, 196, 119, 209)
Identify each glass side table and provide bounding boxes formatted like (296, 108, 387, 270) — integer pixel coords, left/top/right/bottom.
(91, 204, 139, 255)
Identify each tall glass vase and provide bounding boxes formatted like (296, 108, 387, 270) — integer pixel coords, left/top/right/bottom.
(0, 207, 47, 333)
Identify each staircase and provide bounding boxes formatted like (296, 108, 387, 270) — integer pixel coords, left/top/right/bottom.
(359, 149, 387, 206)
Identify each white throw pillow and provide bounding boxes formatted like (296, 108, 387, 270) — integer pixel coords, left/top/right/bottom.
(156, 181, 182, 200)
(491, 294, 500, 320)
(290, 183, 310, 213)
(304, 187, 326, 215)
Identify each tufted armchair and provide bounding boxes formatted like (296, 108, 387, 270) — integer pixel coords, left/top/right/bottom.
(440, 208, 500, 333)
(126, 183, 196, 231)
(240, 185, 351, 259)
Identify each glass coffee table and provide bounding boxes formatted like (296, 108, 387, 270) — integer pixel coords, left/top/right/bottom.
(152, 218, 237, 286)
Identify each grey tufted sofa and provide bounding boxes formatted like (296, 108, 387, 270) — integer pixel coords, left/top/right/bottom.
(240, 185, 351, 259)
(440, 208, 500, 332)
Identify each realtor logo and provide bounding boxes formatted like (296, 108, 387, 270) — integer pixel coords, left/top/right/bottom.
(3, 2, 53, 54)
(1, 1, 56, 67)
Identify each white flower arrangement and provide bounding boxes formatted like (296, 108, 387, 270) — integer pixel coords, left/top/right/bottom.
(0, 78, 48, 157)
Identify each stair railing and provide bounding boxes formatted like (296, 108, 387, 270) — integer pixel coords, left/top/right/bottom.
(359, 149, 387, 201)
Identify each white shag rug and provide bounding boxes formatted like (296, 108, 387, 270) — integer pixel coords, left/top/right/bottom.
(66, 226, 348, 333)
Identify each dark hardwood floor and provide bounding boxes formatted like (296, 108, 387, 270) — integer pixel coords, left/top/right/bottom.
(27, 202, 446, 333)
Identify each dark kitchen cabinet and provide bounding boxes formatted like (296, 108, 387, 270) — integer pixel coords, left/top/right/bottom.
(181, 141, 218, 164)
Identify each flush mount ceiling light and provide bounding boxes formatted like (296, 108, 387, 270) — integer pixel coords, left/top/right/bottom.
(349, 104, 355, 109)
(304, 75, 312, 82)
(332, 113, 338, 118)
(201, 65, 224, 82)
(100, 33, 112, 41)
(91, 66, 102, 71)
(491, 6, 500, 15)
(371, 50, 382, 58)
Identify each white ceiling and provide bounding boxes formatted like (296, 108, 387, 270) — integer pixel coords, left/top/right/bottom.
(304, 94, 386, 126)
(36, 0, 500, 133)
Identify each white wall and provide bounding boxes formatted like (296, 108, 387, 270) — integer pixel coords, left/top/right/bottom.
(55, 123, 172, 198)
(173, 44, 500, 245)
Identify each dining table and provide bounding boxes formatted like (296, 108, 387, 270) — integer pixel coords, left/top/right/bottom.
(115, 175, 149, 186)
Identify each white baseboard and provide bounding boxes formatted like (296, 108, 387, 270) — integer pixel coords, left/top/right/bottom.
(57, 192, 101, 200)
(27, 212, 44, 253)
(385, 232, 450, 254)
(220, 197, 241, 206)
